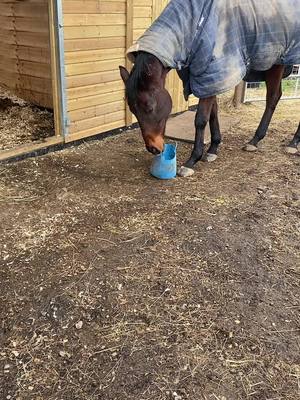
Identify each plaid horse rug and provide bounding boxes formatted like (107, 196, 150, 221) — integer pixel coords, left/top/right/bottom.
(127, 0, 300, 99)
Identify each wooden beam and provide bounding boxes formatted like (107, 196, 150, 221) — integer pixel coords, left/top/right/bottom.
(125, 0, 133, 125)
(48, 0, 63, 137)
(233, 81, 246, 107)
(0, 136, 63, 162)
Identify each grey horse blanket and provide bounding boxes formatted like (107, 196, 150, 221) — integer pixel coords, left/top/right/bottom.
(127, 0, 300, 99)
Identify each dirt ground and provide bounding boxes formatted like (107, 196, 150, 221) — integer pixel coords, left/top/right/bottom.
(0, 87, 54, 151)
(0, 99, 299, 400)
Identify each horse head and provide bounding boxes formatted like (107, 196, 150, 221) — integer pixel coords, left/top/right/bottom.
(119, 52, 172, 154)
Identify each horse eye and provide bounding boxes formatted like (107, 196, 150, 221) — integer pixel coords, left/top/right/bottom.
(145, 106, 154, 113)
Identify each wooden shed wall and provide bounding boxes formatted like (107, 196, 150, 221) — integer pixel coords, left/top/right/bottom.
(0, 0, 53, 108)
(63, 0, 126, 141)
(63, 0, 198, 142)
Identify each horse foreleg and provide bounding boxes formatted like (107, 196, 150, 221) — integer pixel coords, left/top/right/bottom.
(204, 98, 222, 162)
(244, 65, 284, 152)
(178, 96, 215, 177)
(286, 122, 300, 154)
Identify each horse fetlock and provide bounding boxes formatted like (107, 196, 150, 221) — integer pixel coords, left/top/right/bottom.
(178, 166, 195, 177)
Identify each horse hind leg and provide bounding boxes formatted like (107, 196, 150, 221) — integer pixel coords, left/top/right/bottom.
(244, 65, 284, 152)
(286, 123, 300, 154)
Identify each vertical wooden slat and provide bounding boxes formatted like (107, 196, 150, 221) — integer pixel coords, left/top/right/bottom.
(48, 0, 62, 137)
(125, 0, 133, 125)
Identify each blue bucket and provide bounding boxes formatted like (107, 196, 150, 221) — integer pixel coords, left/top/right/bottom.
(150, 143, 177, 180)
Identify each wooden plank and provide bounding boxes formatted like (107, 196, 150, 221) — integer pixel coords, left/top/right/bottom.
(0, 17, 49, 33)
(65, 48, 124, 64)
(134, 6, 152, 17)
(64, 36, 125, 51)
(48, 0, 63, 137)
(126, 0, 134, 125)
(233, 82, 246, 107)
(0, 59, 51, 79)
(65, 120, 125, 143)
(0, 0, 53, 109)
(66, 70, 121, 89)
(63, 1, 126, 14)
(69, 110, 125, 134)
(0, 3, 47, 18)
(68, 90, 124, 111)
(0, 136, 63, 162)
(14, 88, 52, 108)
(133, 17, 151, 29)
(0, 45, 50, 64)
(134, 0, 151, 5)
(64, 14, 126, 26)
(0, 31, 50, 48)
(68, 100, 124, 122)
(64, 25, 125, 40)
(67, 80, 124, 99)
(65, 58, 124, 76)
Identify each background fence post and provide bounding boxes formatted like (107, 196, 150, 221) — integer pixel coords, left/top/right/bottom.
(233, 81, 246, 107)
(125, 0, 133, 126)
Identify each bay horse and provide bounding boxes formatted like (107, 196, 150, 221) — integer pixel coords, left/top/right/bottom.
(120, 0, 300, 177)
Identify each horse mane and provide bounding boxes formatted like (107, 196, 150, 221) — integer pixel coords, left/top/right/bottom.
(126, 52, 158, 104)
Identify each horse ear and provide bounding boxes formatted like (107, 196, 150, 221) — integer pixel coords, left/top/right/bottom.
(119, 66, 130, 84)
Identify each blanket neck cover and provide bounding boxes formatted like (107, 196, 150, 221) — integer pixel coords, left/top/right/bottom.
(127, 0, 300, 99)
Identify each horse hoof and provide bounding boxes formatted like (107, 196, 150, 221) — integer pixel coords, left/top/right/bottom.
(285, 146, 298, 155)
(205, 153, 218, 162)
(243, 144, 258, 152)
(178, 166, 195, 177)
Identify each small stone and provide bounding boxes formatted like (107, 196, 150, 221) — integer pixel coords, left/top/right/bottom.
(12, 351, 19, 357)
(28, 386, 34, 391)
(235, 320, 241, 325)
(59, 350, 71, 359)
(4, 364, 10, 370)
(6, 396, 12, 399)
(257, 186, 268, 193)
(75, 321, 83, 330)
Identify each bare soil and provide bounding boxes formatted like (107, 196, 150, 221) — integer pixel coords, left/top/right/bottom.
(0, 99, 299, 400)
(0, 87, 54, 151)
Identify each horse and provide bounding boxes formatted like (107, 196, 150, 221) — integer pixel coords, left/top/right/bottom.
(119, 0, 300, 177)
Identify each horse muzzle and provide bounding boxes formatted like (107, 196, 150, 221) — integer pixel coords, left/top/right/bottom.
(144, 134, 164, 155)
(146, 145, 161, 155)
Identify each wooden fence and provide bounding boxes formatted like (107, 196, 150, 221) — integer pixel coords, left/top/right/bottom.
(0, 0, 53, 108)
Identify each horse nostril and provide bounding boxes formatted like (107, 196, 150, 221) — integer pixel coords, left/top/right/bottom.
(147, 146, 161, 155)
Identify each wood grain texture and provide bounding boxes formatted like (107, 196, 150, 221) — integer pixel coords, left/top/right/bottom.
(0, 0, 53, 108)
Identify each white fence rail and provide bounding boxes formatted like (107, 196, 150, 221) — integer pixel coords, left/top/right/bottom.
(244, 65, 300, 102)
